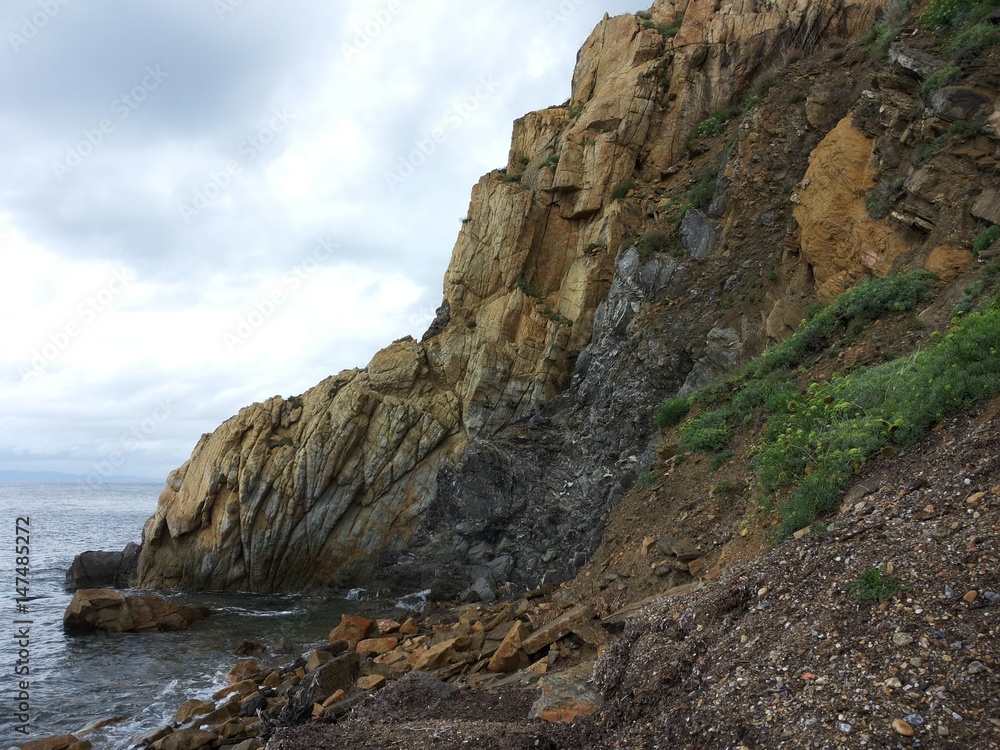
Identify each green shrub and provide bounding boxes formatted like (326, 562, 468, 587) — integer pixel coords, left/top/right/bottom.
(277, 437, 293, 447)
(517, 278, 541, 299)
(866, 175, 906, 219)
(849, 565, 904, 602)
(679, 408, 731, 451)
(636, 470, 658, 487)
(973, 225, 1000, 257)
(921, 0, 980, 28)
(749, 271, 937, 376)
(693, 113, 729, 139)
(945, 20, 1000, 52)
(756, 307, 1000, 537)
(637, 229, 672, 261)
(659, 17, 683, 38)
(709, 449, 733, 471)
(654, 396, 692, 427)
(643, 19, 656, 29)
(611, 180, 635, 201)
(687, 172, 717, 209)
(920, 64, 960, 97)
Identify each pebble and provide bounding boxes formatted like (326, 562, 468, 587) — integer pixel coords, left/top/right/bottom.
(967, 661, 986, 674)
(837, 721, 852, 733)
(892, 633, 914, 647)
(962, 590, 978, 603)
(905, 713, 925, 726)
(892, 718, 914, 736)
(938, 725, 950, 737)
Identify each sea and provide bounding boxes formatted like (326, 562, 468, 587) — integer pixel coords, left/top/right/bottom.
(0, 482, 397, 749)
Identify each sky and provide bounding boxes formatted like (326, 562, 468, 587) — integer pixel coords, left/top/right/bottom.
(0, 0, 643, 483)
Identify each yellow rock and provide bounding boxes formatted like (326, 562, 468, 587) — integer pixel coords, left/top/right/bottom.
(925, 245, 974, 282)
(794, 117, 911, 301)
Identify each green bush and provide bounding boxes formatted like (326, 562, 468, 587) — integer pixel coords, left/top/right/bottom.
(693, 113, 729, 139)
(688, 172, 717, 209)
(654, 396, 692, 427)
(749, 271, 937, 376)
(611, 180, 635, 201)
(659, 17, 683, 38)
(920, 64, 960, 97)
(637, 229, 672, 261)
(849, 565, 904, 602)
(866, 176, 906, 219)
(709, 449, 733, 471)
(973, 225, 1000, 257)
(921, 0, 981, 28)
(679, 408, 731, 451)
(945, 21, 1000, 52)
(755, 307, 1000, 537)
(636, 470, 658, 487)
(517, 278, 541, 299)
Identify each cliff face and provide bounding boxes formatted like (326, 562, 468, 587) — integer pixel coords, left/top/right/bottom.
(137, 0, 958, 594)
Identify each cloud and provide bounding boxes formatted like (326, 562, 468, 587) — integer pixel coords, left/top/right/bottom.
(0, 0, 642, 480)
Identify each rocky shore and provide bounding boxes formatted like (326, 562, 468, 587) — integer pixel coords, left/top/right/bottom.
(30, 397, 999, 749)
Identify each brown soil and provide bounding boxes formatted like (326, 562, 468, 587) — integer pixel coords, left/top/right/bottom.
(268, 398, 999, 749)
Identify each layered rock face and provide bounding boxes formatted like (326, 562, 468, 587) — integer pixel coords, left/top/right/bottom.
(138, 0, 893, 594)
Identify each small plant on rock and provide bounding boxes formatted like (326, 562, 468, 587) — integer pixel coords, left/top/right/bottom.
(636, 470, 659, 487)
(849, 565, 904, 602)
(611, 180, 636, 201)
(973, 225, 1000, 257)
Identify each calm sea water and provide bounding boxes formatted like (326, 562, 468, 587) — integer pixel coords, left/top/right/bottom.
(0, 483, 375, 749)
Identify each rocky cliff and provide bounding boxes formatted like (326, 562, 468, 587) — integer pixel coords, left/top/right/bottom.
(136, 0, 1000, 595)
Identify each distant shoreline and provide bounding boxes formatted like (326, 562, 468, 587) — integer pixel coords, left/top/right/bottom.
(0, 470, 161, 484)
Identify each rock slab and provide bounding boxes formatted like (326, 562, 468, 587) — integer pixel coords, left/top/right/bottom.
(63, 589, 210, 633)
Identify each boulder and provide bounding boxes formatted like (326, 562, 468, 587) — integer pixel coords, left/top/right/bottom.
(679, 209, 719, 260)
(355, 636, 399, 656)
(925, 246, 974, 282)
(151, 728, 217, 750)
(487, 620, 531, 673)
(521, 604, 594, 655)
(301, 651, 360, 702)
(19, 736, 91, 750)
(63, 589, 210, 633)
(65, 543, 139, 590)
(530, 668, 603, 723)
(327, 614, 373, 649)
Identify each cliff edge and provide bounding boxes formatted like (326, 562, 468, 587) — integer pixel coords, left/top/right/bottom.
(136, 0, 992, 595)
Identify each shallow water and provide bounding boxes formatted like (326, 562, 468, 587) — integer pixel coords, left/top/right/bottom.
(0, 483, 367, 748)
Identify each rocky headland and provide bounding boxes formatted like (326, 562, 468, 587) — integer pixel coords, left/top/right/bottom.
(43, 0, 1000, 747)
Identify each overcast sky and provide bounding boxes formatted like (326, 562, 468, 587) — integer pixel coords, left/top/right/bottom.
(0, 0, 643, 482)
